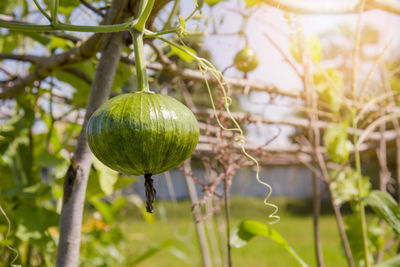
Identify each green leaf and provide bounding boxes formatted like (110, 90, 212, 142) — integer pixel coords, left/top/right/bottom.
(0, 0, 23, 14)
(54, 62, 95, 107)
(48, 36, 74, 51)
(307, 35, 322, 64)
(329, 169, 371, 205)
(205, 0, 223, 6)
(0, 33, 18, 53)
(113, 176, 136, 191)
(0, 157, 16, 191)
(231, 220, 308, 267)
(111, 62, 132, 93)
(90, 198, 114, 225)
(131, 240, 175, 265)
(314, 68, 343, 113)
(129, 195, 155, 224)
(323, 123, 349, 164)
(364, 191, 400, 237)
(92, 157, 118, 196)
(0, 114, 26, 154)
(169, 45, 197, 63)
(86, 167, 105, 198)
(244, 0, 262, 6)
(289, 34, 322, 64)
(19, 31, 51, 45)
(374, 255, 400, 267)
(179, 15, 186, 31)
(14, 206, 59, 242)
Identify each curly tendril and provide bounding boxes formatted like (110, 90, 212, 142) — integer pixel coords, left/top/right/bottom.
(156, 36, 280, 224)
(0, 205, 21, 267)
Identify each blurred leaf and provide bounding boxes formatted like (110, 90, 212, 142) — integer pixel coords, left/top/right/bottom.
(0, 158, 15, 191)
(34, 153, 64, 168)
(14, 206, 59, 242)
(54, 79, 89, 109)
(92, 157, 118, 196)
(86, 167, 105, 198)
(231, 220, 308, 267)
(364, 191, 400, 237)
(345, 214, 370, 264)
(0, 115, 25, 154)
(329, 169, 371, 205)
(169, 45, 197, 63)
(314, 68, 343, 113)
(111, 197, 127, 216)
(48, 37, 74, 51)
(205, 0, 223, 6)
(18, 31, 51, 45)
(361, 25, 380, 45)
(54, 61, 95, 107)
(323, 123, 349, 164)
(179, 15, 186, 31)
(289, 34, 301, 63)
(289, 34, 322, 64)
(90, 198, 114, 225)
(0, 33, 18, 53)
(129, 195, 155, 224)
(345, 214, 380, 264)
(43, 0, 80, 19)
(374, 255, 400, 267)
(308, 35, 322, 64)
(0, 0, 23, 13)
(16, 93, 36, 126)
(111, 62, 133, 93)
(244, 0, 261, 7)
(390, 77, 400, 94)
(113, 176, 136, 191)
(131, 240, 175, 265)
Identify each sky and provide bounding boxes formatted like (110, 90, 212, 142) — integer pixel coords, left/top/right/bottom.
(179, 0, 400, 146)
(2, 0, 400, 145)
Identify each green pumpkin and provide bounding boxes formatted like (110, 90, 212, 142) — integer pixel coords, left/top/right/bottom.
(86, 91, 199, 176)
(234, 46, 259, 73)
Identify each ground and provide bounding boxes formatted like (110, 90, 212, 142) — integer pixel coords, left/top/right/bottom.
(119, 197, 347, 267)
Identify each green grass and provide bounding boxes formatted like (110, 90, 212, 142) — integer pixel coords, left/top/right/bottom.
(119, 197, 347, 267)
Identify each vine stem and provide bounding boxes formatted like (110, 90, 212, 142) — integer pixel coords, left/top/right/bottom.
(128, 0, 155, 93)
(134, 0, 155, 32)
(0, 20, 135, 32)
(353, 116, 370, 267)
(130, 29, 150, 92)
(33, 0, 52, 22)
(223, 176, 232, 267)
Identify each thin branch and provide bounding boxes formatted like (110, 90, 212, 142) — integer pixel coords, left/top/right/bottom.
(351, 0, 366, 101)
(263, 32, 303, 80)
(80, 0, 106, 17)
(0, 63, 16, 77)
(259, 0, 400, 14)
(33, 0, 52, 22)
(63, 67, 92, 84)
(0, 53, 41, 63)
(0, 1, 167, 100)
(359, 40, 392, 103)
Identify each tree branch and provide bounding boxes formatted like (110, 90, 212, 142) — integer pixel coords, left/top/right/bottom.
(0, 0, 171, 100)
(260, 0, 400, 14)
(55, 0, 127, 266)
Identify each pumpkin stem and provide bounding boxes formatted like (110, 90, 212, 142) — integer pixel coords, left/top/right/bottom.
(144, 173, 156, 213)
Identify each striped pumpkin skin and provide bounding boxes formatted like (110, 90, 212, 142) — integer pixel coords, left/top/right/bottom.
(86, 92, 199, 176)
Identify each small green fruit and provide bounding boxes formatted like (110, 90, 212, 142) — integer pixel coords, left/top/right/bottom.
(234, 47, 259, 73)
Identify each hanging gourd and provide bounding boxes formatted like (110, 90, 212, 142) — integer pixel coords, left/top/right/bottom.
(87, 92, 199, 177)
(86, 10, 199, 213)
